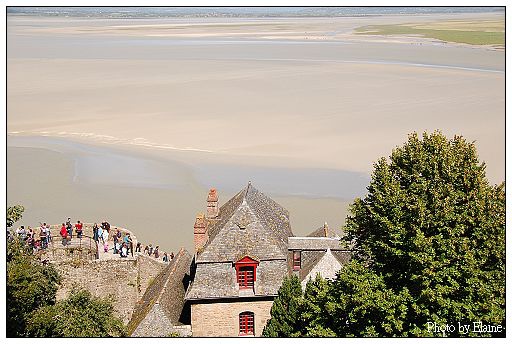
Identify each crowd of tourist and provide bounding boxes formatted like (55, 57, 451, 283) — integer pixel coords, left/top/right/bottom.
(13, 223, 52, 254)
(136, 242, 174, 263)
(12, 217, 174, 263)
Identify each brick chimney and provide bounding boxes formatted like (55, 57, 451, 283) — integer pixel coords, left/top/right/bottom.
(194, 213, 207, 252)
(206, 188, 219, 219)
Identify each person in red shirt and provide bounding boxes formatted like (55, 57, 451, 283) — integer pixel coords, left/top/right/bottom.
(60, 223, 68, 246)
(75, 220, 83, 239)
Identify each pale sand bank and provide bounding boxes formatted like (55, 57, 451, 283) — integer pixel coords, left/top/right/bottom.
(8, 14, 504, 185)
(7, 56, 504, 183)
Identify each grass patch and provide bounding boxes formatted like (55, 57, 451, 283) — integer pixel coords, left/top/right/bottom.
(355, 21, 504, 46)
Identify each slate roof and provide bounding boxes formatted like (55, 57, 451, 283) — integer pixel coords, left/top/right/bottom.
(307, 223, 342, 239)
(187, 183, 292, 300)
(299, 249, 351, 281)
(288, 237, 343, 250)
(128, 248, 193, 335)
(197, 183, 293, 263)
(185, 260, 287, 300)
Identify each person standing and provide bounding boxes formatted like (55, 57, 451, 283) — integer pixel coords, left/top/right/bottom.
(127, 234, 134, 257)
(148, 244, 153, 256)
(17, 226, 27, 241)
(135, 242, 142, 253)
(44, 223, 52, 244)
(101, 226, 109, 246)
(27, 227, 34, 241)
(154, 246, 159, 259)
(75, 221, 83, 239)
(97, 225, 103, 244)
(66, 218, 73, 239)
(93, 223, 99, 242)
(39, 226, 47, 249)
(162, 252, 168, 263)
(113, 232, 119, 254)
(60, 223, 68, 246)
(101, 221, 111, 236)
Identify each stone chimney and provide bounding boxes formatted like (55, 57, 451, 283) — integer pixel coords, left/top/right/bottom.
(323, 222, 329, 237)
(194, 213, 207, 252)
(206, 188, 219, 219)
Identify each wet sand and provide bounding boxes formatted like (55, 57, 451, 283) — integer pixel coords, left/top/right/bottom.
(7, 141, 351, 253)
(6, 13, 504, 252)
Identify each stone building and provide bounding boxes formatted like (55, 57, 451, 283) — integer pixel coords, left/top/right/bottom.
(185, 183, 293, 337)
(184, 182, 352, 337)
(288, 223, 352, 289)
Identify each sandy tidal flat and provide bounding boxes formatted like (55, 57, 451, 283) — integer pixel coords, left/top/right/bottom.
(7, 12, 505, 252)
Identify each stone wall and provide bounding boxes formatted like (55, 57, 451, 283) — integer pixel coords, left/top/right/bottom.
(137, 254, 167, 297)
(54, 254, 166, 325)
(54, 258, 139, 324)
(191, 299, 273, 337)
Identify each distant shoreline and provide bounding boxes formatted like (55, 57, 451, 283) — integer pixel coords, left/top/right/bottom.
(6, 6, 504, 19)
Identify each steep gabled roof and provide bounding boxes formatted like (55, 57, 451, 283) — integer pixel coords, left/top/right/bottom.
(197, 183, 293, 263)
(299, 249, 350, 284)
(128, 248, 193, 336)
(307, 223, 342, 238)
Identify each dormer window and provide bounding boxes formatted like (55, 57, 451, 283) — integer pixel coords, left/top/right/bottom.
(235, 256, 259, 289)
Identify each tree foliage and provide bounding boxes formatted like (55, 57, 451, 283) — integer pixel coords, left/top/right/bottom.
(263, 132, 505, 337)
(7, 239, 60, 337)
(6, 206, 126, 337)
(262, 274, 303, 337)
(7, 205, 25, 228)
(343, 131, 505, 336)
(300, 274, 336, 337)
(26, 289, 127, 337)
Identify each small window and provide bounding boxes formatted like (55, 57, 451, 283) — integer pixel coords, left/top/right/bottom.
(235, 256, 259, 290)
(293, 251, 301, 271)
(237, 266, 255, 288)
(239, 311, 255, 336)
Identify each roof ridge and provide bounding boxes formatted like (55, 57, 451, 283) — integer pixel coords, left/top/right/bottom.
(244, 185, 293, 252)
(156, 248, 186, 303)
(200, 188, 246, 250)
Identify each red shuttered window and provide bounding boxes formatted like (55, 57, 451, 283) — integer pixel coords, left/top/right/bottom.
(235, 256, 259, 290)
(237, 266, 255, 288)
(293, 250, 301, 271)
(239, 312, 255, 336)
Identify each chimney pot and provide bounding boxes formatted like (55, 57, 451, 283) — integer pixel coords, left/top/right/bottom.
(194, 213, 207, 252)
(206, 188, 219, 218)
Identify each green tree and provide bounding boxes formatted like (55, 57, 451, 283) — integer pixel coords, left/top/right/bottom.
(321, 261, 411, 337)
(301, 274, 336, 337)
(26, 288, 126, 337)
(7, 205, 25, 228)
(342, 131, 505, 336)
(262, 274, 303, 337)
(7, 239, 60, 337)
